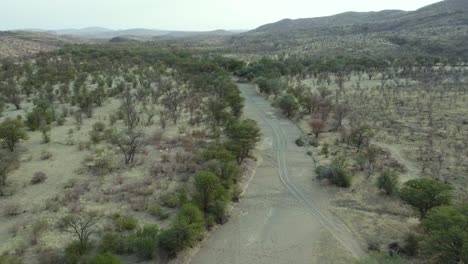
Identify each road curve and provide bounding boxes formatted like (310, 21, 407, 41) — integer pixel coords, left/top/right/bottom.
(190, 83, 364, 264)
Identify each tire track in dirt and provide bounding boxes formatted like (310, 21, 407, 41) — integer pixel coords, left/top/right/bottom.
(245, 87, 365, 258)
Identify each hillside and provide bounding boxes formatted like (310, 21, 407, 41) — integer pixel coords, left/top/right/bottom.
(225, 0, 468, 58)
(0, 31, 83, 59)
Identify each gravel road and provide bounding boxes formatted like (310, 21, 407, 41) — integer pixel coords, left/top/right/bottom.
(190, 83, 364, 264)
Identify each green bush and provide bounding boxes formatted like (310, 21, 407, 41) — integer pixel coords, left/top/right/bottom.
(64, 240, 92, 264)
(92, 122, 106, 132)
(377, 170, 399, 195)
(403, 232, 419, 256)
(97, 232, 128, 254)
(159, 204, 205, 258)
(295, 138, 305, 146)
(113, 214, 138, 231)
(0, 254, 23, 264)
(160, 193, 179, 208)
(90, 253, 123, 264)
(89, 130, 102, 144)
(148, 205, 169, 220)
(316, 163, 351, 188)
(128, 225, 159, 260)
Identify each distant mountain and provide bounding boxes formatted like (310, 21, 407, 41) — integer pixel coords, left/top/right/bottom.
(42, 27, 241, 39)
(227, 0, 468, 57)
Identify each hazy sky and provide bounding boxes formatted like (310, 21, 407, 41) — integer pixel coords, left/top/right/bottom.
(1, 0, 442, 31)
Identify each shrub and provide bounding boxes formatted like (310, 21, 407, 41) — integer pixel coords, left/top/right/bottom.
(64, 240, 92, 264)
(148, 205, 169, 220)
(295, 138, 305, 146)
(93, 122, 106, 132)
(128, 225, 159, 260)
(97, 232, 128, 254)
(31, 171, 48, 184)
(90, 253, 123, 264)
(316, 163, 351, 188)
(4, 203, 21, 216)
(31, 219, 48, 245)
(113, 214, 138, 231)
(40, 150, 53, 160)
(0, 254, 23, 264)
(89, 130, 102, 144)
(37, 249, 64, 264)
(377, 170, 399, 195)
(403, 233, 419, 256)
(160, 193, 179, 208)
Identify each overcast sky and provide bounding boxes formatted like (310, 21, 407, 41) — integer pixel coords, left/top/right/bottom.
(1, 0, 441, 31)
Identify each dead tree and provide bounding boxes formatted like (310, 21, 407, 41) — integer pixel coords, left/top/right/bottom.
(111, 130, 146, 164)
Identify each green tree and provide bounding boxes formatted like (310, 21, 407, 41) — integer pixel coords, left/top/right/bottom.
(399, 179, 452, 219)
(159, 204, 205, 257)
(276, 94, 299, 118)
(0, 119, 29, 152)
(422, 204, 468, 263)
(194, 172, 221, 213)
(377, 170, 399, 195)
(227, 119, 261, 164)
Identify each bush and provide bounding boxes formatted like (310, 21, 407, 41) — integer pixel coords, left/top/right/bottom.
(316, 163, 351, 188)
(97, 232, 128, 254)
(0, 254, 23, 264)
(403, 233, 419, 256)
(40, 150, 53, 160)
(93, 122, 106, 132)
(295, 138, 305, 146)
(64, 240, 92, 264)
(89, 130, 102, 144)
(3, 203, 21, 216)
(148, 205, 169, 220)
(159, 204, 205, 257)
(377, 170, 399, 195)
(113, 214, 138, 231)
(90, 253, 123, 264)
(160, 193, 179, 208)
(128, 225, 159, 260)
(37, 249, 64, 264)
(31, 171, 48, 184)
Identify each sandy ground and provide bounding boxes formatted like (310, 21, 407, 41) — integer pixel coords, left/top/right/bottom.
(190, 83, 364, 264)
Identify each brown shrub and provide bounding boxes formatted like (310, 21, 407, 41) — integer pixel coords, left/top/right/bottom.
(4, 203, 21, 217)
(31, 171, 48, 184)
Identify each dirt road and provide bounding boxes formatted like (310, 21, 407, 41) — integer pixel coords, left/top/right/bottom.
(190, 83, 364, 264)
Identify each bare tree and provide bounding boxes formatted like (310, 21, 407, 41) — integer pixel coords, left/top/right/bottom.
(309, 119, 326, 138)
(120, 88, 140, 130)
(111, 130, 146, 164)
(60, 212, 101, 254)
(334, 102, 350, 128)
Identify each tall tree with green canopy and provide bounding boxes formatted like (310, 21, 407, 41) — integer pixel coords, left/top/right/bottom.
(422, 204, 468, 263)
(0, 118, 29, 152)
(399, 179, 452, 219)
(158, 204, 205, 257)
(194, 171, 222, 213)
(226, 119, 262, 165)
